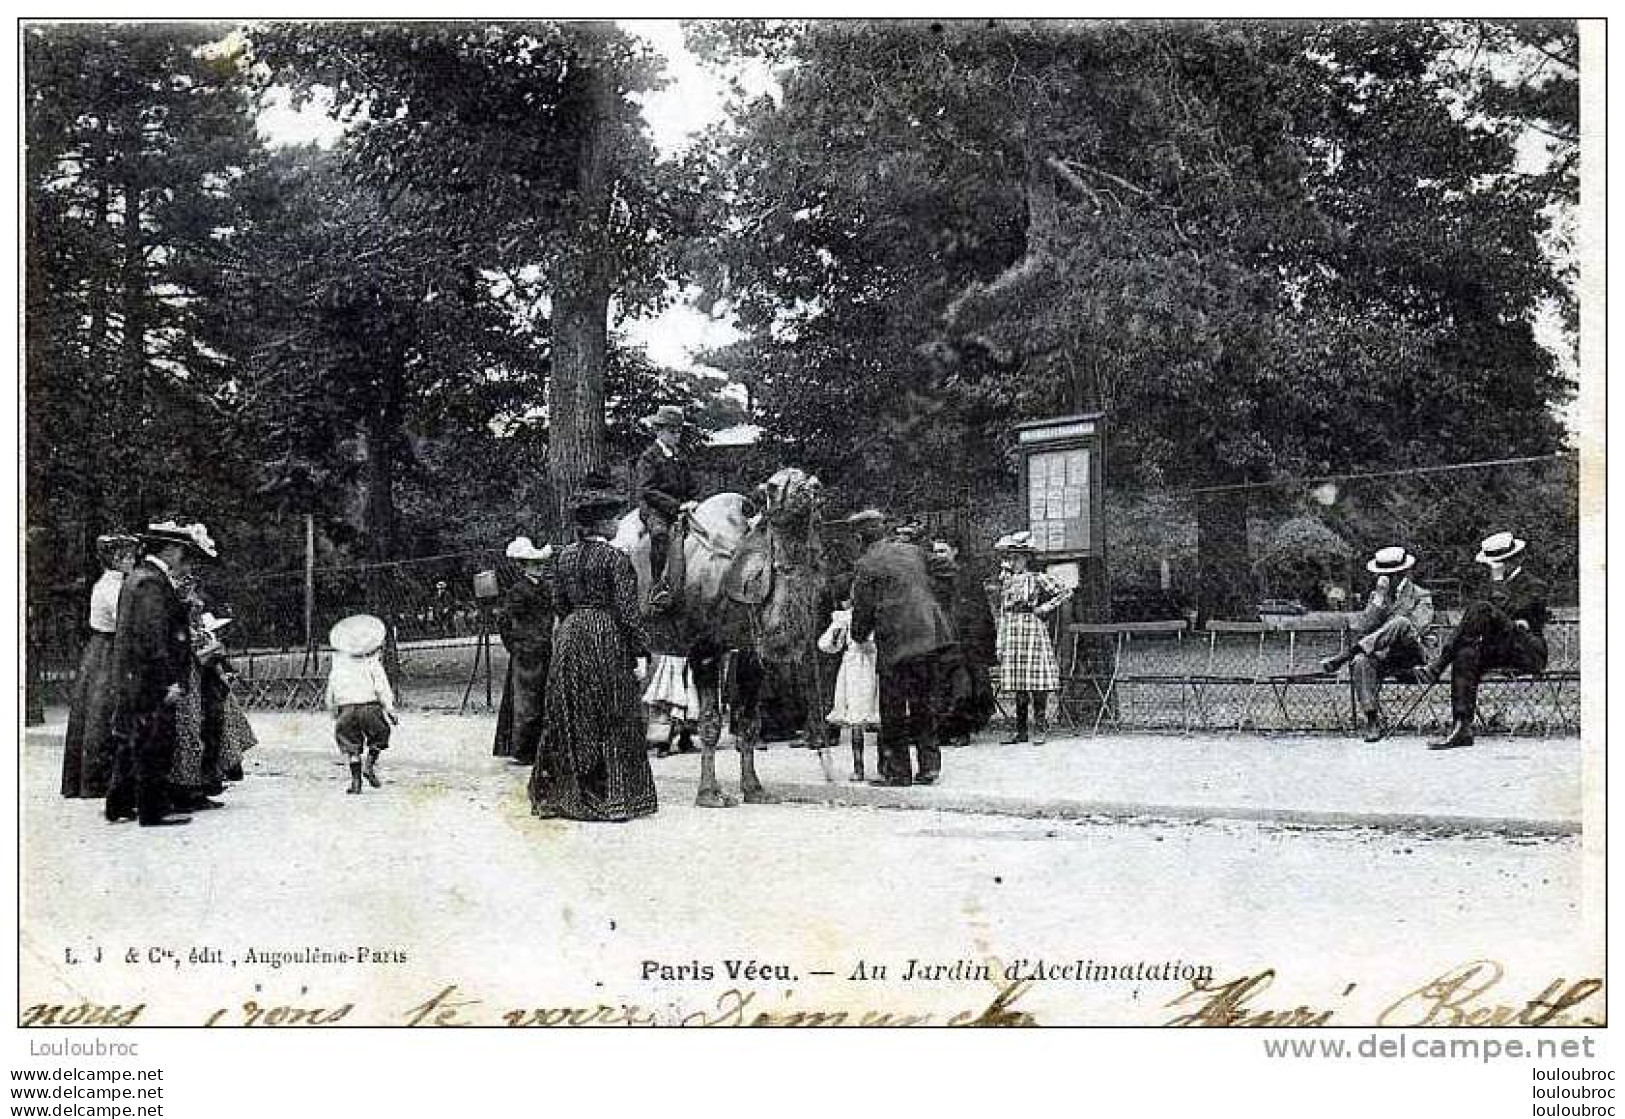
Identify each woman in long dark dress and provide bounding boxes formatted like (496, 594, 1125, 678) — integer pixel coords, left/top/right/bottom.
(61, 534, 138, 798)
(529, 475, 657, 823)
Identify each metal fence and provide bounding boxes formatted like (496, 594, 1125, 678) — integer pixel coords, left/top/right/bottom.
(29, 453, 1582, 733)
(885, 453, 1579, 621)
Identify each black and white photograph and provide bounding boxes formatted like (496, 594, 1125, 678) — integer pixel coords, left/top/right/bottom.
(14, 13, 1603, 1051)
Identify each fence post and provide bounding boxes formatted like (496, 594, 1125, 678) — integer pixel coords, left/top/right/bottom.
(304, 514, 315, 652)
(299, 513, 316, 678)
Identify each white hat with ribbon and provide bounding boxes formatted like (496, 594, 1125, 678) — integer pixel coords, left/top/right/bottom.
(1366, 545, 1417, 575)
(1475, 531, 1527, 566)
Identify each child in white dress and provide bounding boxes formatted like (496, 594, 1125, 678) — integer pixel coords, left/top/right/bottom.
(818, 579, 880, 781)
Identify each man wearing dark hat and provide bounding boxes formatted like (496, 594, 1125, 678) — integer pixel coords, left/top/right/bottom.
(105, 521, 218, 826)
(848, 509, 958, 786)
(1419, 531, 1549, 751)
(634, 404, 701, 612)
(927, 534, 1000, 747)
(1320, 545, 1435, 741)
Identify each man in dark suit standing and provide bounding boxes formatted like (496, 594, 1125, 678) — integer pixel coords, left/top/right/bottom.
(928, 535, 1000, 747)
(1421, 531, 1549, 751)
(848, 510, 958, 786)
(105, 521, 219, 826)
(633, 405, 700, 612)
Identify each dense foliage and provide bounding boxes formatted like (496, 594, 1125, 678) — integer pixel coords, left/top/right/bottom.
(25, 20, 1578, 621)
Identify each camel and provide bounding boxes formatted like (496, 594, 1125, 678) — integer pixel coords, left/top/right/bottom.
(610, 467, 832, 807)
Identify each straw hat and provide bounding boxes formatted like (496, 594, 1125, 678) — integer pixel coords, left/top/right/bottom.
(505, 536, 553, 562)
(1365, 545, 1417, 575)
(843, 509, 886, 529)
(141, 520, 218, 560)
(994, 530, 1037, 554)
(1475, 531, 1527, 566)
(329, 614, 387, 656)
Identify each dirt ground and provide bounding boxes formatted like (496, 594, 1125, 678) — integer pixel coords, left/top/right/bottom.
(19, 710, 1597, 1027)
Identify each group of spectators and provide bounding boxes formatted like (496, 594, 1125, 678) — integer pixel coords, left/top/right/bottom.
(834, 514, 1071, 788)
(61, 522, 256, 827)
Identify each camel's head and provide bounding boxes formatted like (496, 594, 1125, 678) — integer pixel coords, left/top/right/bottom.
(753, 467, 824, 532)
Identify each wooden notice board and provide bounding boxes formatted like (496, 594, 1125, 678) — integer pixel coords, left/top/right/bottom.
(1016, 413, 1105, 561)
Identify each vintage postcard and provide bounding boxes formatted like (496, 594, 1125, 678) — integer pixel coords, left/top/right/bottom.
(16, 16, 1603, 1033)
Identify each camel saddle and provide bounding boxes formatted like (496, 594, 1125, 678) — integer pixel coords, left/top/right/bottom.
(720, 524, 777, 607)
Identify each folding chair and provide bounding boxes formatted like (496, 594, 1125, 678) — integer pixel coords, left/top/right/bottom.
(1091, 621, 1193, 734)
(1056, 622, 1118, 732)
(1258, 617, 1348, 731)
(1197, 620, 1267, 731)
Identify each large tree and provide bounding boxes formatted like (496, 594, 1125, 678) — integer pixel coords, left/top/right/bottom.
(231, 146, 546, 561)
(697, 19, 1577, 614)
(25, 24, 268, 572)
(251, 21, 693, 526)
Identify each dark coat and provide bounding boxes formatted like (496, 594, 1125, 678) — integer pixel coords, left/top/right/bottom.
(495, 574, 555, 761)
(1487, 567, 1550, 636)
(110, 560, 191, 717)
(633, 442, 699, 521)
(850, 540, 957, 671)
(929, 557, 999, 667)
(499, 575, 555, 666)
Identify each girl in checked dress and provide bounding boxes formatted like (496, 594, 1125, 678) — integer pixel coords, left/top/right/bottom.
(994, 532, 1072, 745)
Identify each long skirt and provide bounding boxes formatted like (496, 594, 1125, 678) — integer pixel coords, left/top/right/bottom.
(494, 649, 549, 763)
(217, 690, 257, 778)
(61, 632, 117, 798)
(170, 662, 223, 797)
(529, 608, 657, 823)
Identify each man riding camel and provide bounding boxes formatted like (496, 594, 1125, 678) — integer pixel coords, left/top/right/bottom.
(633, 404, 701, 612)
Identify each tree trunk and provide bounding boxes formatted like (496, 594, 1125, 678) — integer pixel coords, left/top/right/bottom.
(362, 391, 405, 696)
(80, 153, 112, 569)
(362, 402, 399, 562)
(547, 41, 616, 532)
(549, 259, 612, 532)
(119, 169, 147, 521)
(1195, 490, 1254, 623)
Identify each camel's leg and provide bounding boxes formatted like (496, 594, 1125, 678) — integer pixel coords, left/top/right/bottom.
(735, 650, 769, 803)
(692, 647, 735, 809)
(796, 653, 836, 782)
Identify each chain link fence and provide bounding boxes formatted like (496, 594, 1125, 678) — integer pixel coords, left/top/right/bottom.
(29, 453, 1581, 732)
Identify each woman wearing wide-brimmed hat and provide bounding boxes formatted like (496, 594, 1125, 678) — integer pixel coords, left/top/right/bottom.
(493, 536, 555, 765)
(993, 531, 1072, 745)
(61, 533, 139, 798)
(529, 472, 658, 822)
(168, 586, 236, 812)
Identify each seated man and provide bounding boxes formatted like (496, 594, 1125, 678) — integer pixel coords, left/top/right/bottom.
(1419, 531, 1548, 751)
(633, 405, 700, 611)
(1320, 545, 1434, 741)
